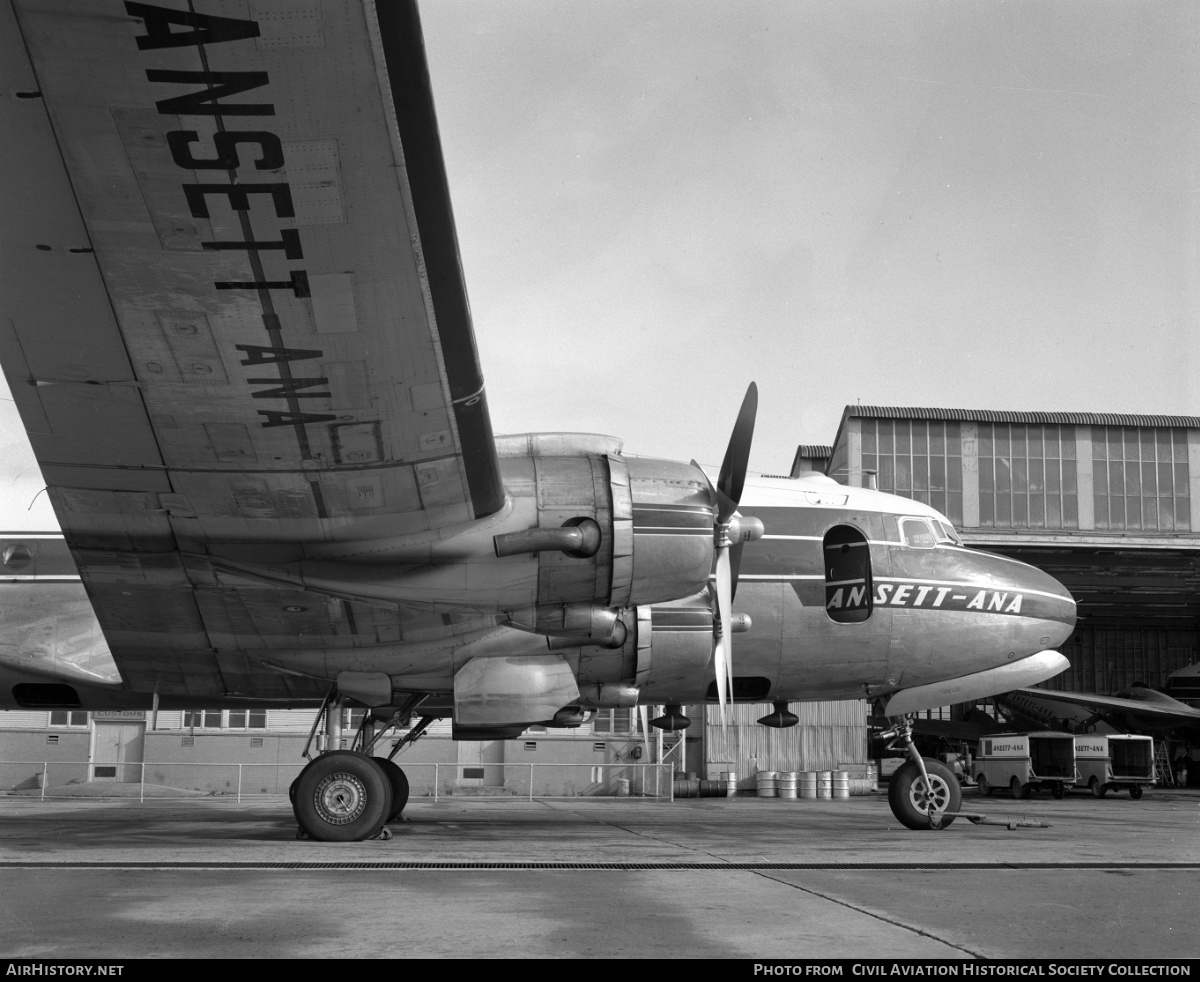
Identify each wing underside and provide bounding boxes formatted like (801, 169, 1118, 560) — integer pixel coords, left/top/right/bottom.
(0, 0, 505, 700)
(1010, 687, 1200, 725)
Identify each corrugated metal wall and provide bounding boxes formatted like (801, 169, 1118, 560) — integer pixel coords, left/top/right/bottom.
(704, 700, 868, 778)
(0, 711, 53, 729)
(1052, 627, 1199, 693)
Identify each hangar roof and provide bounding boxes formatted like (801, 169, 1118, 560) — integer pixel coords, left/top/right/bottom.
(840, 406, 1200, 429)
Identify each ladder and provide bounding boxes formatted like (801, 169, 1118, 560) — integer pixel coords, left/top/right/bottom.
(1153, 741, 1175, 787)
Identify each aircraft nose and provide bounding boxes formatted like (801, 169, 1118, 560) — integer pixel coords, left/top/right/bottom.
(1023, 563, 1076, 649)
(980, 550, 1077, 653)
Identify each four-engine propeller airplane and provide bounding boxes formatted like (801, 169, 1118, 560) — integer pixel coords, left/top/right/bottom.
(0, 0, 1076, 839)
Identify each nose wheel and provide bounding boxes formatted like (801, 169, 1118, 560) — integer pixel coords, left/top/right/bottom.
(879, 716, 961, 830)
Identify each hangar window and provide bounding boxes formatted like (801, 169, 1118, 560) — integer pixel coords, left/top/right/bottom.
(182, 710, 267, 729)
(861, 420, 963, 524)
(978, 423, 1078, 530)
(593, 709, 643, 734)
(824, 525, 873, 624)
(1093, 427, 1190, 532)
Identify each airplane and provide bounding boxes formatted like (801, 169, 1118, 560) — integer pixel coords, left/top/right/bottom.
(993, 684, 1200, 737)
(0, 0, 1077, 840)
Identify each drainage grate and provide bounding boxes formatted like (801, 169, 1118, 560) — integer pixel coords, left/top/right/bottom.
(2, 861, 1197, 871)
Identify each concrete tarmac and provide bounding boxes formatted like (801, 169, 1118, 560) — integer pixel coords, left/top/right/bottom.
(0, 787, 1197, 960)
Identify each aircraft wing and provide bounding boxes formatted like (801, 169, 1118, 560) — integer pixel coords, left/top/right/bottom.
(0, 1, 505, 701)
(1008, 687, 1200, 726)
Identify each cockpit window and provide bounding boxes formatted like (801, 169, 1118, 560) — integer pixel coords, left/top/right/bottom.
(899, 517, 937, 549)
(934, 520, 962, 545)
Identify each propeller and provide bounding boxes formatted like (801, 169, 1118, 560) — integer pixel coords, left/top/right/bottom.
(694, 383, 764, 733)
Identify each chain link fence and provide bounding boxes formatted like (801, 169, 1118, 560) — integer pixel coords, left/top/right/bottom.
(0, 759, 677, 802)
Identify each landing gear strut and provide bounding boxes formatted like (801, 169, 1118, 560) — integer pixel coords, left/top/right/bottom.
(878, 716, 961, 830)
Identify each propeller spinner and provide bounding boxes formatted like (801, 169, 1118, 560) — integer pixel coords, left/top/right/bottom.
(695, 383, 764, 731)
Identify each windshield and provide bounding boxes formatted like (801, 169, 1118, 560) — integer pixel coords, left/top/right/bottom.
(899, 517, 937, 548)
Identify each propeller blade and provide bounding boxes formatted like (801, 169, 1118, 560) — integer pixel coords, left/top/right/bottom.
(714, 544, 733, 732)
(729, 539, 745, 602)
(638, 704, 652, 765)
(715, 382, 758, 523)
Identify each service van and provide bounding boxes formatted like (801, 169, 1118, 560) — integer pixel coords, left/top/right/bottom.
(972, 732, 1076, 798)
(1073, 734, 1155, 799)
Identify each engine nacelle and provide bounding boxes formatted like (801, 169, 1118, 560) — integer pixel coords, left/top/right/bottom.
(496, 437, 715, 614)
(633, 591, 717, 706)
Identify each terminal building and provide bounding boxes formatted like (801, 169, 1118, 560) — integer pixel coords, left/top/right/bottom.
(3, 406, 1198, 795)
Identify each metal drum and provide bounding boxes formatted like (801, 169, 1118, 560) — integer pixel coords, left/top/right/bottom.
(832, 771, 850, 799)
(798, 771, 818, 799)
(756, 771, 778, 798)
(777, 771, 799, 799)
(721, 771, 738, 797)
(817, 771, 833, 798)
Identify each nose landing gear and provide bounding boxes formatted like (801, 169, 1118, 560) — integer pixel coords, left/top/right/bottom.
(879, 716, 961, 830)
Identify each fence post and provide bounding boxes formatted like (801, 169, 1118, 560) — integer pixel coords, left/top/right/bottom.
(140, 761, 146, 803)
(237, 763, 242, 804)
(434, 762, 438, 803)
(40, 762, 47, 801)
(529, 763, 534, 802)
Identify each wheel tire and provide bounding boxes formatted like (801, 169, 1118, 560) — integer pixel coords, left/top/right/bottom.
(373, 757, 410, 820)
(1010, 776, 1024, 799)
(1089, 777, 1103, 798)
(1051, 782, 1065, 800)
(1130, 784, 1143, 800)
(976, 774, 989, 796)
(887, 758, 960, 830)
(293, 751, 393, 842)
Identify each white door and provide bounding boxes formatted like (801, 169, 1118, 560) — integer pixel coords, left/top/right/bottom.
(91, 722, 145, 782)
(457, 740, 503, 786)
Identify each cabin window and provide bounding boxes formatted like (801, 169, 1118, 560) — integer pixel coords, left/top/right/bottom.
(823, 525, 872, 624)
(899, 517, 937, 549)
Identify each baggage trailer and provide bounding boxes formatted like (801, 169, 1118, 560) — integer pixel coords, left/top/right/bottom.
(1074, 734, 1155, 799)
(972, 732, 1076, 799)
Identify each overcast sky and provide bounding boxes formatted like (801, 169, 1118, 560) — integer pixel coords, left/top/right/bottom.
(3, 0, 1197, 528)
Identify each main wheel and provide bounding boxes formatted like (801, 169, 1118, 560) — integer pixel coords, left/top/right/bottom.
(1129, 784, 1143, 800)
(887, 758, 960, 830)
(373, 757, 410, 820)
(976, 773, 989, 796)
(293, 751, 393, 842)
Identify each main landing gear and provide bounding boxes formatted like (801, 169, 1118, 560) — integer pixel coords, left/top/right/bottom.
(878, 716, 962, 830)
(291, 694, 432, 842)
(293, 751, 394, 842)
